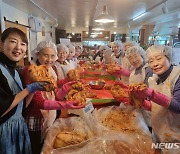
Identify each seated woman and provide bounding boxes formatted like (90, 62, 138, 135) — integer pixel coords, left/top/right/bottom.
(132, 45, 180, 154)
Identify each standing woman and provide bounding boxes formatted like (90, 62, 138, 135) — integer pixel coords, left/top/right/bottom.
(114, 46, 153, 128)
(67, 43, 78, 68)
(134, 45, 180, 154)
(55, 44, 75, 77)
(22, 41, 82, 154)
(126, 46, 153, 86)
(110, 41, 124, 64)
(0, 28, 45, 154)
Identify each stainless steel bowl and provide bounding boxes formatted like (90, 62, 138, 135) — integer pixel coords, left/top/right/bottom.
(89, 80, 105, 90)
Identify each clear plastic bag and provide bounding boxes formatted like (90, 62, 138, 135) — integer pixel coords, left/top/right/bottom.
(96, 105, 151, 135)
(52, 132, 155, 154)
(41, 112, 101, 154)
(42, 106, 154, 154)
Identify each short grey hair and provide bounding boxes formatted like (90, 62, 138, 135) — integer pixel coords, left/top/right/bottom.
(146, 45, 172, 62)
(56, 43, 69, 54)
(126, 46, 146, 61)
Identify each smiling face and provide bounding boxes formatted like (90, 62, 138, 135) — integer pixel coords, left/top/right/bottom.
(128, 52, 144, 69)
(75, 47, 82, 57)
(57, 49, 68, 62)
(111, 44, 120, 55)
(67, 48, 75, 60)
(37, 47, 56, 67)
(148, 52, 170, 75)
(2, 33, 27, 62)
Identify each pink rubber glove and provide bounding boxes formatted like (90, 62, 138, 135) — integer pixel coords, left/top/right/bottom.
(114, 81, 129, 89)
(43, 100, 85, 110)
(57, 77, 69, 87)
(142, 100, 151, 111)
(135, 88, 170, 108)
(113, 68, 130, 77)
(55, 81, 76, 100)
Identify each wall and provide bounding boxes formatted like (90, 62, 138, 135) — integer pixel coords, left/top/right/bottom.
(0, 1, 56, 60)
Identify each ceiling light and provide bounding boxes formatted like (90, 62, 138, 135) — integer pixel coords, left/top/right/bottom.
(91, 32, 102, 35)
(90, 34, 98, 38)
(67, 34, 72, 39)
(94, 5, 115, 23)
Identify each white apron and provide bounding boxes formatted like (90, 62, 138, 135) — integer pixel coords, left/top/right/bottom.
(54, 61, 65, 80)
(129, 64, 151, 127)
(121, 56, 132, 84)
(40, 67, 57, 141)
(149, 66, 180, 154)
(110, 53, 122, 64)
(60, 60, 76, 77)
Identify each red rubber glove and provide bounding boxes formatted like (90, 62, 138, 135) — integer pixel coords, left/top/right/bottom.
(43, 100, 85, 110)
(135, 88, 170, 108)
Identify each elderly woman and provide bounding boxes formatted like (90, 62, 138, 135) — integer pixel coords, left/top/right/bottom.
(126, 46, 153, 86)
(67, 43, 77, 68)
(123, 41, 138, 52)
(75, 45, 83, 59)
(127, 46, 153, 127)
(0, 28, 45, 154)
(114, 46, 153, 127)
(103, 45, 113, 64)
(55, 44, 76, 77)
(110, 41, 124, 64)
(133, 45, 180, 154)
(22, 41, 83, 154)
(93, 45, 109, 63)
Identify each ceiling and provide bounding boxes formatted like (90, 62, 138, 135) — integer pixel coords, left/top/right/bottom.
(2, 0, 180, 35)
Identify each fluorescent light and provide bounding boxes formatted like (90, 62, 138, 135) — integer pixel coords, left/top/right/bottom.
(90, 34, 97, 38)
(91, 32, 102, 35)
(92, 27, 105, 31)
(133, 13, 146, 21)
